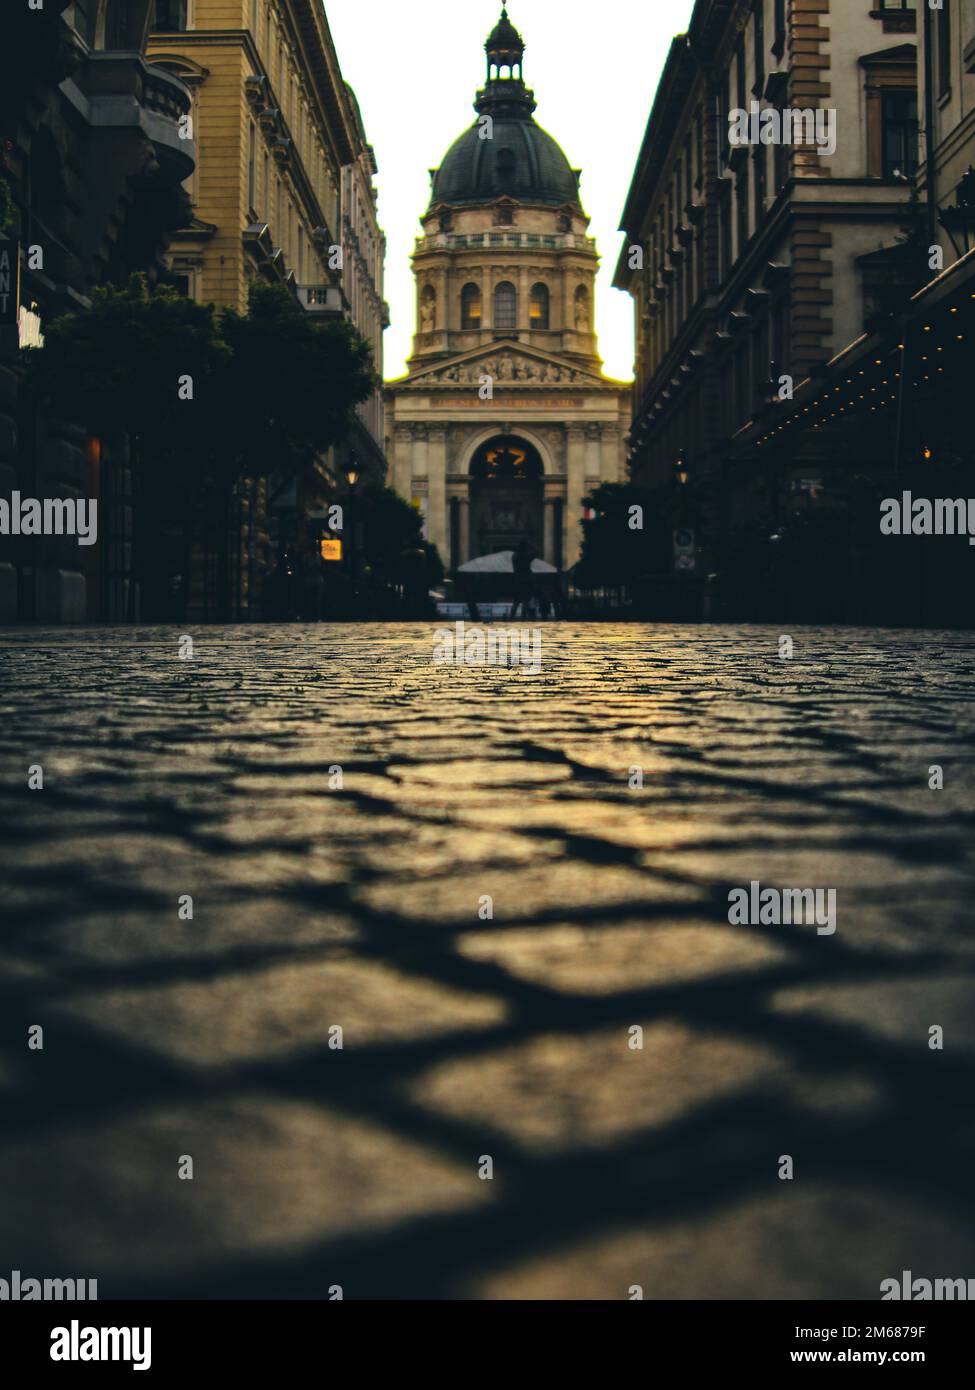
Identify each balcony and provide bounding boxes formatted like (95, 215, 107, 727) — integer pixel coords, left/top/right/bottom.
(413, 231, 596, 254)
(85, 52, 195, 184)
(297, 284, 347, 317)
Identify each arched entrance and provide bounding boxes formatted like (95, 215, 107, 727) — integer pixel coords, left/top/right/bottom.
(468, 435, 544, 560)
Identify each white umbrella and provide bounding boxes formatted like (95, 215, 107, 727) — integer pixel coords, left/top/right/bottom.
(458, 550, 557, 575)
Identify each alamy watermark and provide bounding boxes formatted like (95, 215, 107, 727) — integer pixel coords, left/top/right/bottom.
(728, 881, 837, 935)
(433, 621, 542, 674)
(880, 493, 975, 545)
(0, 492, 98, 546)
(1, 1269, 97, 1300)
(50, 1320, 150, 1372)
(881, 1271, 975, 1300)
(728, 102, 837, 158)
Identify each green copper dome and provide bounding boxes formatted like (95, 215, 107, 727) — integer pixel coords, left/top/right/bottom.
(432, 120, 580, 208)
(429, 9, 581, 211)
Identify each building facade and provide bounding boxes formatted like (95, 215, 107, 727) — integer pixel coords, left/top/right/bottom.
(386, 9, 629, 573)
(618, 0, 975, 625)
(0, 0, 195, 622)
(146, 0, 389, 616)
(615, 0, 923, 572)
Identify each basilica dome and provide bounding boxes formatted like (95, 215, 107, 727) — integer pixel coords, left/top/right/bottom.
(428, 8, 582, 211)
(432, 120, 580, 208)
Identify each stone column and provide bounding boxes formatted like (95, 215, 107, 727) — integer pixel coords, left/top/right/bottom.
(600, 424, 621, 483)
(427, 426, 448, 562)
(519, 265, 531, 332)
(585, 423, 602, 486)
(484, 266, 495, 330)
(459, 496, 471, 565)
(393, 424, 413, 500)
(543, 497, 556, 567)
(566, 425, 587, 569)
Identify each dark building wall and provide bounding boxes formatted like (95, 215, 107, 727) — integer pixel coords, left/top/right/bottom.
(0, 0, 193, 623)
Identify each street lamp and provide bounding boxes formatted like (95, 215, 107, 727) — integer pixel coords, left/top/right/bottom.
(674, 449, 690, 488)
(344, 457, 360, 490)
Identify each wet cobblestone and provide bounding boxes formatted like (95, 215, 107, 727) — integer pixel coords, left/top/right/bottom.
(1, 624, 974, 1299)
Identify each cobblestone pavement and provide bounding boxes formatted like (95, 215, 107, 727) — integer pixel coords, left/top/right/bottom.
(1, 624, 975, 1300)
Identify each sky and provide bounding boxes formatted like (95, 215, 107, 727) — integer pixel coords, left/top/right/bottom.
(325, 0, 696, 383)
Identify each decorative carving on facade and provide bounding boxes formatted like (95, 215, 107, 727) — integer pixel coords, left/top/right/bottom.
(410, 353, 592, 386)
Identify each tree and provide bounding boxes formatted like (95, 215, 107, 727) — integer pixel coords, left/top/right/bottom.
(214, 282, 374, 496)
(26, 276, 377, 618)
(352, 485, 444, 615)
(574, 482, 669, 591)
(25, 273, 229, 498)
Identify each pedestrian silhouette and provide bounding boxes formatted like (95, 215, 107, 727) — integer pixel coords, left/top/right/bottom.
(510, 539, 535, 619)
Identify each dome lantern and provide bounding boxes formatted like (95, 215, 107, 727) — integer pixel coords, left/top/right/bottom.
(486, 7, 525, 82)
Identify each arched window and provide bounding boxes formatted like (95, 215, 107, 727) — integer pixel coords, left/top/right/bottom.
(494, 281, 517, 330)
(461, 282, 482, 330)
(530, 283, 550, 330)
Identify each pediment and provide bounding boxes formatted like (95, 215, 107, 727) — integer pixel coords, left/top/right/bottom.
(391, 342, 616, 391)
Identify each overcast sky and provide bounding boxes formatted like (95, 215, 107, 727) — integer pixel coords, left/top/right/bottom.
(325, 0, 696, 382)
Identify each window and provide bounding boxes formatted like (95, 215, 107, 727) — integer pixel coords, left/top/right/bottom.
(530, 283, 550, 329)
(494, 281, 517, 330)
(774, 132, 787, 192)
(264, 152, 270, 220)
(298, 224, 304, 282)
(719, 185, 732, 280)
(461, 283, 482, 329)
(695, 106, 704, 189)
(720, 74, 732, 169)
(880, 1, 917, 9)
(937, 4, 952, 97)
(736, 161, 750, 253)
(248, 121, 257, 213)
(882, 92, 919, 178)
(754, 0, 765, 96)
(773, 0, 786, 57)
(753, 144, 766, 222)
(250, 0, 259, 33)
(152, 0, 188, 30)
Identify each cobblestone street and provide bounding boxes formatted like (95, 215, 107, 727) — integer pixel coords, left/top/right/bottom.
(2, 623, 975, 1300)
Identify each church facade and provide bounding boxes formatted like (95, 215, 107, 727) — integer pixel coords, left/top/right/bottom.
(385, 8, 629, 573)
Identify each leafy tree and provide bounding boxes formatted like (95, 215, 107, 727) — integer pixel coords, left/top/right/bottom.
(25, 273, 228, 455)
(574, 482, 669, 589)
(26, 276, 377, 617)
(214, 282, 375, 497)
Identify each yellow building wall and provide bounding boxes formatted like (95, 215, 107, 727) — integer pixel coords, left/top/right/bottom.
(149, 1, 343, 315)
